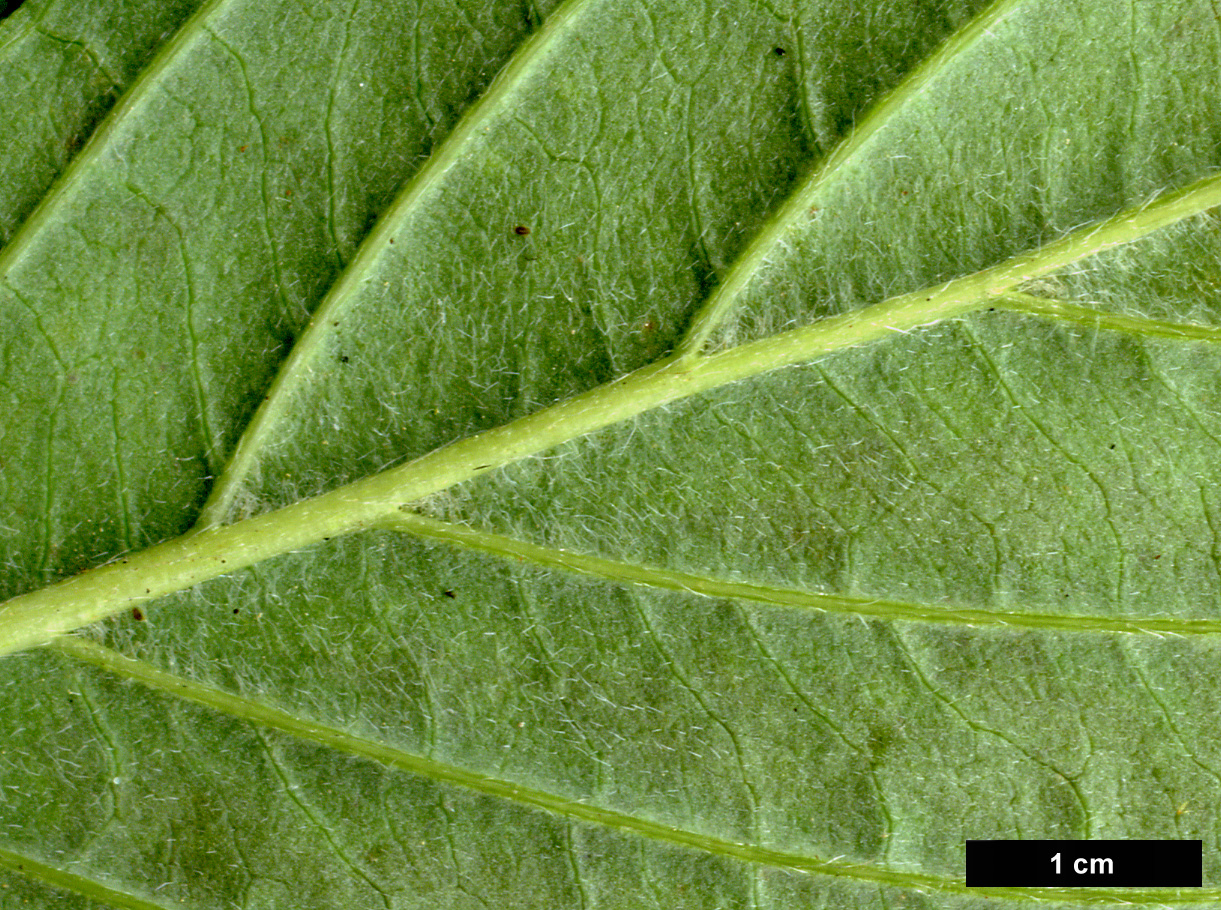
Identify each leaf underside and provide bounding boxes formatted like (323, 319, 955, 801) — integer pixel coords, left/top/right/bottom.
(4, 0, 1221, 907)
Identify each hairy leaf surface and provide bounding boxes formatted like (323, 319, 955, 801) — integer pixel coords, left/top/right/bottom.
(3, 0, 1221, 907)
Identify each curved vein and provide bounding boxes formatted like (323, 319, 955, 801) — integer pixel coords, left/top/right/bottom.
(384, 511, 1221, 636)
(675, 0, 1026, 356)
(2, 170, 1221, 656)
(194, 0, 600, 529)
(996, 291, 1221, 342)
(0, 0, 233, 281)
(46, 636, 1219, 906)
(0, 845, 172, 910)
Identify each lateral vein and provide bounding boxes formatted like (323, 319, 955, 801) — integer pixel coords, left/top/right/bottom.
(2, 171, 1220, 656)
(0, 844, 172, 910)
(996, 291, 1221, 342)
(46, 636, 1220, 906)
(0, 0, 234, 282)
(674, 0, 1027, 356)
(384, 511, 1221, 636)
(194, 0, 602, 529)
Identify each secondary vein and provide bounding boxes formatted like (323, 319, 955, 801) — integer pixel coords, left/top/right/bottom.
(996, 291, 1221, 342)
(674, 0, 1026, 356)
(194, 0, 602, 529)
(0, 844, 172, 910)
(0, 0, 233, 282)
(2, 171, 1220, 656)
(382, 512, 1221, 636)
(47, 636, 1221, 906)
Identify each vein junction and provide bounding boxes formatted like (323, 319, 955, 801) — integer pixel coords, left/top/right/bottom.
(382, 512, 1221, 637)
(3, 170, 1221, 657)
(5, 0, 1221, 899)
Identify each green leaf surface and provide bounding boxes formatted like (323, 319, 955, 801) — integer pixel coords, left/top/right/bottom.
(4, 0, 1221, 906)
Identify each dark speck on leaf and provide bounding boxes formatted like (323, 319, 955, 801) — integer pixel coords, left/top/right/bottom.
(233, 608, 241, 614)
(514, 225, 531, 235)
(340, 354, 349, 363)
(132, 607, 145, 621)
(443, 590, 456, 599)
(773, 46, 786, 56)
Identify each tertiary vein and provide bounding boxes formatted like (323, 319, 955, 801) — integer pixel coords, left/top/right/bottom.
(45, 635, 1221, 907)
(193, 0, 602, 528)
(199, 0, 1028, 523)
(1, 170, 1220, 657)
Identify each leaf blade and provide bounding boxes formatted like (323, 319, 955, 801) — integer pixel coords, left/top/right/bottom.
(7, 0, 1221, 905)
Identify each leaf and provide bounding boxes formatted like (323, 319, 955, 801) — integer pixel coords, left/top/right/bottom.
(4, 0, 1221, 906)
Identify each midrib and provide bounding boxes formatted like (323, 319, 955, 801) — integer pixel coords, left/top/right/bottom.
(5, 0, 1221, 651)
(198, 0, 1032, 522)
(3, 169, 1221, 657)
(3, 0, 1221, 905)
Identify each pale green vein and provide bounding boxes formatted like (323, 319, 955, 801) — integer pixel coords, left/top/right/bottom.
(0, 0, 233, 282)
(194, 0, 601, 529)
(0, 845, 171, 910)
(996, 291, 1221, 341)
(0, 14, 34, 58)
(674, 0, 1025, 356)
(3, 171, 1221, 657)
(384, 511, 1221, 636)
(46, 636, 1219, 906)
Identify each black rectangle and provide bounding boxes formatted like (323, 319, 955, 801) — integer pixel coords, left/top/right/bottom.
(966, 840, 1201, 887)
